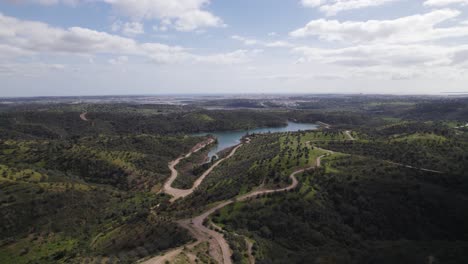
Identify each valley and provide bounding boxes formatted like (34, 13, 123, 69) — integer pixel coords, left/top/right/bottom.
(1, 95, 468, 264)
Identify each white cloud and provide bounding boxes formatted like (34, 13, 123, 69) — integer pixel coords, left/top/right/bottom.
(291, 43, 468, 81)
(0, 44, 33, 58)
(301, 0, 400, 16)
(5, 1, 468, 94)
(121, 21, 144, 36)
(301, 0, 326, 7)
(153, 18, 172, 32)
(108, 55, 128, 65)
(0, 14, 138, 54)
(424, 0, 468, 6)
(293, 44, 455, 67)
(231, 35, 294, 48)
(294, 45, 462, 81)
(111, 21, 144, 36)
(194, 50, 257, 64)
(26, 0, 80, 6)
(103, 0, 224, 31)
(292, 4, 468, 82)
(0, 63, 66, 76)
(22, 0, 224, 32)
(265, 41, 294, 48)
(231, 35, 258, 45)
(290, 9, 468, 44)
(140, 42, 191, 64)
(451, 48, 468, 65)
(0, 13, 249, 65)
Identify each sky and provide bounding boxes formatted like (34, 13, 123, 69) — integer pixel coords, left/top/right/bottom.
(1, 0, 468, 97)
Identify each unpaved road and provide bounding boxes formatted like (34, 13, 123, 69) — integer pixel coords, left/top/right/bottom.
(334, 131, 442, 173)
(142, 246, 185, 264)
(344, 130, 355, 140)
(313, 131, 442, 173)
(144, 152, 329, 264)
(387, 161, 444, 174)
(246, 239, 255, 264)
(162, 140, 240, 202)
(79, 112, 89, 121)
(139, 127, 443, 263)
(317, 121, 331, 129)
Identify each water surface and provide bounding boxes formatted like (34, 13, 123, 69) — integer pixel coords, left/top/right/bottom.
(194, 122, 318, 158)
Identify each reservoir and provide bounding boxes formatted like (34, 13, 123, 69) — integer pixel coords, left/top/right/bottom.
(194, 122, 318, 158)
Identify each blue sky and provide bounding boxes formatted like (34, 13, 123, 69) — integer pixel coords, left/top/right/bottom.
(1, 0, 468, 96)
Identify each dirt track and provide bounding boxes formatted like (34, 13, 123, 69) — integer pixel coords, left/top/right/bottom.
(387, 161, 444, 174)
(246, 239, 255, 264)
(143, 131, 342, 263)
(145, 129, 442, 263)
(79, 112, 89, 121)
(162, 139, 240, 202)
(144, 151, 328, 264)
(344, 130, 355, 140)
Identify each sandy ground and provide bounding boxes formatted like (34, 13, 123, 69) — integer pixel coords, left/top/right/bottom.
(79, 112, 89, 121)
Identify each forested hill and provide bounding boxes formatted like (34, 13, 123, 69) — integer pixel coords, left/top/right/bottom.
(1, 97, 468, 264)
(0, 105, 286, 140)
(0, 104, 290, 263)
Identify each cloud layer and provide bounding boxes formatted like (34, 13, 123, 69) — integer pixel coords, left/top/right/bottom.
(289, 6, 468, 79)
(0, 13, 249, 64)
(290, 9, 468, 43)
(24, 0, 224, 31)
(1, 0, 468, 95)
(301, 0, 400, 16)
(424, 0, 468, 6)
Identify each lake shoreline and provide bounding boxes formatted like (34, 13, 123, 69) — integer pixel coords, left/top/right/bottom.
(193, 121, 319, 158)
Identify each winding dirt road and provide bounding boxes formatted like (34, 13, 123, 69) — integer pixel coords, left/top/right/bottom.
(162, 140, 241, 202)
(79, 112, 89, 121)
(313, 130, 443, 173)
(317, 121, 331, 129)
(246, 239, 255, 264)
(144, 150, 329, 264)
(386, 161, 444, 174)
(341, 130, 442, 173)
(146, 129, 442, 263)
(344, 130, 355, 140)
(455, 123, 468, 129)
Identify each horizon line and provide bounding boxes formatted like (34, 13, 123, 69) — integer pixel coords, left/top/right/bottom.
(1, 92, 467, 99)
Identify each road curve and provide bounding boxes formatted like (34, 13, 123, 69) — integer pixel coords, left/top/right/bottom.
(79, 112, 89, 121)
(162, 140, 241, 202)
(317, 121, 331, 129)
(387, 161, 444, 174)
(310, 131, 443, 174)
(144, 153, 329, 264)
(150, 128, 442, 264)
(344, 130, 355, 140)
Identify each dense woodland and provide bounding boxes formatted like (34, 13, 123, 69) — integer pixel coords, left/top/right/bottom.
(1, 96, 468, 263)
(214, 156, 468, 263)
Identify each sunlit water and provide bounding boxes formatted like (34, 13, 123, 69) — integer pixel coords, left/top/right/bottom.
(193, 122, 318, 158)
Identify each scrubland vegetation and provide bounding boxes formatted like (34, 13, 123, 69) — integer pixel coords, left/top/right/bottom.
(1, 96, 467, 263)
